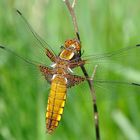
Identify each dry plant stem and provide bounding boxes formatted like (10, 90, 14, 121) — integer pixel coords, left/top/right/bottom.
(63, 0, 80, 40)
(90, 65, 100, 140)
(72, 0, 77, 8)
(63, 1, 100, 140)
(91, 65, 98, 79)
(81, 65, 100, 140)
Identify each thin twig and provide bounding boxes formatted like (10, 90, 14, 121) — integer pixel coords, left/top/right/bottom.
(63, 0, 79, 40)
(90, 65, 100, 140)
(90, 65, 98, 112)
(91, 65, 98, 80)
(72, 0, 77, 8)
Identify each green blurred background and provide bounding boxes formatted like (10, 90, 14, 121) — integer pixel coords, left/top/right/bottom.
(0, 0, 140, 140)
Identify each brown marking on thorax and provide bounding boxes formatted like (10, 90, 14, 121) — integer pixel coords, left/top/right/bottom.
(53, 57, 70, 75)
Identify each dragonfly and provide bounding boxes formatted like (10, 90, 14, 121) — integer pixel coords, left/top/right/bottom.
(0, 10, 88, 134)
(0, 3, 140, 140)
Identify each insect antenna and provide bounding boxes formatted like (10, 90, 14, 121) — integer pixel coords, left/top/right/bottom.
(0, 45, 42, 67)
(16, 10, 56, 55)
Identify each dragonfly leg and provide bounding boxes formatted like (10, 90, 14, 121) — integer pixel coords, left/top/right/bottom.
(45, 49, 56, 62)
(69, 59, 86, 69)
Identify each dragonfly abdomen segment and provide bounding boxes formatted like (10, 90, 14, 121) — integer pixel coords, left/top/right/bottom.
(46, 75, 67, 133)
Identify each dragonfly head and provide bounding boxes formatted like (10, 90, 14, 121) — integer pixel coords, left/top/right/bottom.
(59, 39, 81, 60)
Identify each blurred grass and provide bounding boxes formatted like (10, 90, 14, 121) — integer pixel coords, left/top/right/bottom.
(0, 0, 140, 140)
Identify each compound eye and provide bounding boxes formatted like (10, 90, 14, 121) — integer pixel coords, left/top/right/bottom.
(65, 40, 72, 47)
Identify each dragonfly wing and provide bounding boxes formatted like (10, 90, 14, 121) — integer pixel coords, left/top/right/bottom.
(39, 65, 54, 83)
(66, 74, 85, 88)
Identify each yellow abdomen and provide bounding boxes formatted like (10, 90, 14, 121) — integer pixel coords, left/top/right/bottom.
(46, 75, 67, 133)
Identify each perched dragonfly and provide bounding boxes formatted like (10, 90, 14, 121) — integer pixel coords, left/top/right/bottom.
(0, 4, 140, 140)
(0, 10, 88, 134)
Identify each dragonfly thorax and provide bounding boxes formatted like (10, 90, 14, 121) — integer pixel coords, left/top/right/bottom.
(51, 58, 71, 75)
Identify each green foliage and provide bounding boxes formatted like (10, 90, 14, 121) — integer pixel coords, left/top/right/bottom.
(0, 0, 140, 140)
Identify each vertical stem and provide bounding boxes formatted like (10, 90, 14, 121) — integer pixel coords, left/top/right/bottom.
(63, 0, 80, 40)
(63, 1, 100, 139)
(80, 65, 100, 140)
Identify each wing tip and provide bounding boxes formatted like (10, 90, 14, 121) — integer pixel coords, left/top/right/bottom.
(0, 45, 5, 49)
(132, 82, 140, 86)
(136, 44, 140, 47)
(16, 9, 22, 15)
